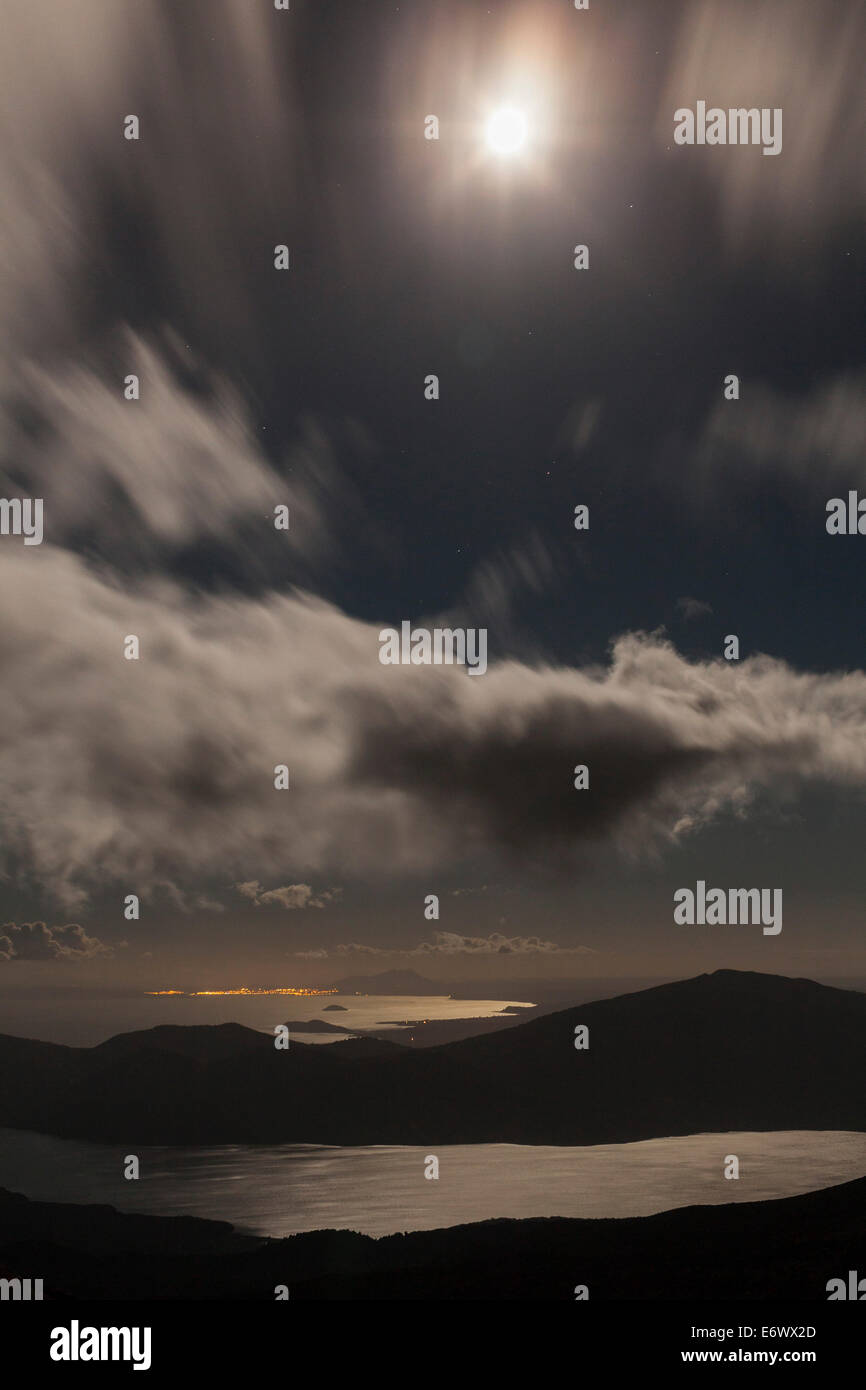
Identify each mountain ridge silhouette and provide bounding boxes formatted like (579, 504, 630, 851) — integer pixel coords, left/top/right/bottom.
(1, 970, 863, 1145)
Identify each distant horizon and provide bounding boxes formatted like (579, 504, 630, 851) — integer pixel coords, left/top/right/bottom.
(5, 963, 866, 994)
(3, 967, 866, 1055)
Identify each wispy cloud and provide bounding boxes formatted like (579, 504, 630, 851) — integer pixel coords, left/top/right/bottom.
(690, 371, 866, 499)
(676, 597, 713, 621)
(656, 0, 866, 249)
(294, 931, 597, 960)
(235, 882, 340, 911)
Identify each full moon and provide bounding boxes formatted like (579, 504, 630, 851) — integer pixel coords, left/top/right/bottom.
(485, 106, 528, 156)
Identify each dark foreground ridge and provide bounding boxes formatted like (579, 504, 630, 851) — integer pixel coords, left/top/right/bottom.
(1, 970, 865, 1144)
(1, 1175, 864, 1300)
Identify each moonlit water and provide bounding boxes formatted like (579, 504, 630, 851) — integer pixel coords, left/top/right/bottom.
(1, 1129, 864, 1238)
(0, 993, 532, 1047)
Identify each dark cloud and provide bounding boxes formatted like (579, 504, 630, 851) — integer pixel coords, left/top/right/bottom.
(1, 543, 865, 906)
(0, 921, 111, 963)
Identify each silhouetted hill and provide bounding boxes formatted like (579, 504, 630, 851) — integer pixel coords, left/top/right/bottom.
(93, 1022, 266, 1062)
(1, 1174, 864, 1299)
(288, 1019, 355, 1034)
(1, 971, 865, 1145)
(0, 1186, 251, 1256)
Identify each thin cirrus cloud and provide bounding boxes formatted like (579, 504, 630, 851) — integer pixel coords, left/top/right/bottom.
(0, 0, 299, 370)
(689, 370, 866, 499)
(655, 0, 866, 248)
(0, 0, 334, 583)
(2, 542, 866, 906)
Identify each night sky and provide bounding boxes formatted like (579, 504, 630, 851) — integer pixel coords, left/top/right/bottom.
(0, 0, 864, 993)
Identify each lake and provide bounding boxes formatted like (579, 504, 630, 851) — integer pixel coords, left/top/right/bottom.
(1, 1128, 864, 1238)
